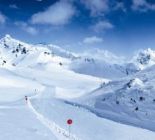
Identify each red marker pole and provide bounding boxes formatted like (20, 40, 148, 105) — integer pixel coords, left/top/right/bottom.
(67, 119, 73, 138)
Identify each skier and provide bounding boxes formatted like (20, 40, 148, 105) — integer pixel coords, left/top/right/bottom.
(25, 96, 28, 103)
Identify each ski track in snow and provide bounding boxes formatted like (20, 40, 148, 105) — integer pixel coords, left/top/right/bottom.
(27, 99, 81, 140)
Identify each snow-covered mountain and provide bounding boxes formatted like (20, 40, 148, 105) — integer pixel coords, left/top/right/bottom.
(0, 34, 76, 68)
(1, 34, 155, 80)
(0, 35, 126, 80)
(1, 34, 155, 140)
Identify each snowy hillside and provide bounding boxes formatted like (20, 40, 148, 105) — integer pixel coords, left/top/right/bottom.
(0, 35, 74, 68)
(70, 48, 155, 79)
(1, 34, 155, 140)
(0, 67, 44, 102)
(70, 58, 127, 79)
(69, 49, 141, 79)
(79, 64, 155, 132)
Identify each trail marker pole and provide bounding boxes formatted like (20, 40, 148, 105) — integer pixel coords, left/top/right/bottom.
(69, 125, 71, 137)
(67, 119, 73, 138)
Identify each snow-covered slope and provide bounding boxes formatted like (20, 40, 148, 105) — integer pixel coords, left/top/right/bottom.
(70, 48, 155, 79)
(70, 58, 128, 79)
(0, 67, 44, 102)
(37, 43, 78, 60)
(69, 49, 140, 79)
(29, 96, 155, 140)
(0, 34, 108, 99)
(0, 100, 57, 140)
(79, 64, 155, 131)
(0, 35, 73, 69)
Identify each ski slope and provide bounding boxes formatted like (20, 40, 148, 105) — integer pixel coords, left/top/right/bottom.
(0, 100, 57, 140)
(8, 64, 106, 99)
(28, 99, 80, 140)
(0, 67, 44, 102)
(29, 96, 155, 140)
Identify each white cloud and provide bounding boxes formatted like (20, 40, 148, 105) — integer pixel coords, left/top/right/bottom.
(133, 0, 146, 6)
(113, 2, 126, 12)
(0, 12, 6, 24)
(92, 21, 114, 32)
(26, 26, 38, 35)
(81, 0, 109, 16)
(132, 0, 155, 12)
(31, 0, 75, 26)
(83, 36, 103, 44)
(15, 22, 38, 35)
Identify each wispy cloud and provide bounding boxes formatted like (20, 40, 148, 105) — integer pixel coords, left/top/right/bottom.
(31, 0, 76, 26)
(83, 36, 103, 44)
(113, 2, 126, 12)
(132, 0, 155, 12)
(81, 0, 109, 16)
(92, 20, 114, 32)
(15, 22, 38, 35)
(0, 12, 6, 24)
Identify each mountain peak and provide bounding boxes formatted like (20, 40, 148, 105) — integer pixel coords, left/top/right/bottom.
(2, 34, 13, 41)
(0, 34, 14, 43)
(133, 48, 155, 70)
(141, 48, 155, 55)
(5, 34, 11, 39)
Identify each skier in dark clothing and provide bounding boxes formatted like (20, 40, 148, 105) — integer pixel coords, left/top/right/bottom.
(25, 96, 28, 103)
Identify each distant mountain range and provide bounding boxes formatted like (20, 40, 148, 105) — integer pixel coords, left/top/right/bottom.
(1, 34, 155, 80)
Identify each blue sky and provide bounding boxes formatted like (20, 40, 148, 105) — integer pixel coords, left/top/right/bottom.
(0, 0, 155, 55)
